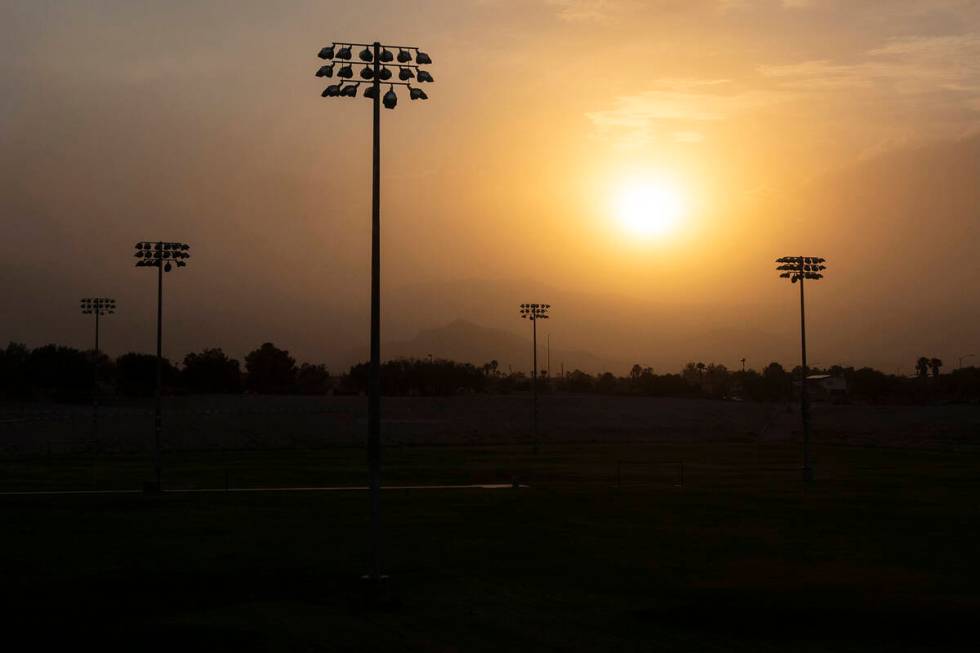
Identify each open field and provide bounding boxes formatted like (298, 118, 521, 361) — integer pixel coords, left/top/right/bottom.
(2, 407, 980, 651)
(2, 393, 979, 454)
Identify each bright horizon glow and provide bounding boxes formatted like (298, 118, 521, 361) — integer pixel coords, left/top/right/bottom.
(613, 180, 686, 238)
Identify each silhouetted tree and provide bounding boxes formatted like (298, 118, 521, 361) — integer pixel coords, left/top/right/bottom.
(341, 358, 484, 396)
(560, 369, 594, 393)
(682, 362, 701, 387)
(916, 357, 930, 379)
(116, 353, 177, 397)
(27, 344, 94, 402)
(929, 357, 943, 378)
(296, 363, 331, 395)
(630, 364, 643, 383)
(245, 343, 298, 394)
(182, 348, 242, 394)
(848, 367, 896, 402)
(481, 359, 500, 377)
(762, 362, 792, 401)
(596, 372, 618, 394)
(0, 342, 31, 400)
(703, 363, 730, 398)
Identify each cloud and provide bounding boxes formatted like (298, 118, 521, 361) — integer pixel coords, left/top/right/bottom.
(760, 32, 980, 95)
(754, 31, 980, 148)
(586, 79, 786, 147)
(544, 0, 635, 22)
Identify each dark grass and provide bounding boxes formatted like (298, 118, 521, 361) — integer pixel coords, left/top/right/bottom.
(2, 442, 979, 651)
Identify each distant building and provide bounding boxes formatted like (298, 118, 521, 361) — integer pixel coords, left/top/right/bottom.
(805, 374, 848, 402)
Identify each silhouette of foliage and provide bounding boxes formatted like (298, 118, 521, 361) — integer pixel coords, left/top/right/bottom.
(342, 358, 485, 396)
(116, 352, 177, 397)
(27, 344, 94, 402)
(182, 348, 242, 394)
(0, 342, 31, 400)
(916, 356, 930, 379)
(245, 343, 298, 394)
(296, 363, 332, 395)
(1, 339, 978, 405)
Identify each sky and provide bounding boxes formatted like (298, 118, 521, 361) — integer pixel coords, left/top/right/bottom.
(1, 0, 979, 374)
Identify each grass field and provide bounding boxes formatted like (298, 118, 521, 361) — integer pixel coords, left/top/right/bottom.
(2, 434, 979, 651)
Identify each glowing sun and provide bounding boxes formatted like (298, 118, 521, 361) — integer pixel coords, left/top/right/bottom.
(614, 180, 686, 238)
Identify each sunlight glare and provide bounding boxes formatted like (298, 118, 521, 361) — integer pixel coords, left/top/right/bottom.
(614, 180, 686, 238)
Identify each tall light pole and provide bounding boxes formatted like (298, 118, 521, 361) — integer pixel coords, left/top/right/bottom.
(315, 40, 434, 583)
(80, 297, 116, 443)
(959, 354, 975, 369)
(776, 256, 826, 482)
(134, 241, 190, 492)
(520, 303, 550, 453)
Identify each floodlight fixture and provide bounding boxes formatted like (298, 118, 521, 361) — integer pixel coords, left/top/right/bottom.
(775, 255, 827, 482)
(383, 86, 398, 109)
(316, 39, 434, 111)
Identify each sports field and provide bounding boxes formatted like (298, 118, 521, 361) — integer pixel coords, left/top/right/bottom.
(2, 396, 978, 651)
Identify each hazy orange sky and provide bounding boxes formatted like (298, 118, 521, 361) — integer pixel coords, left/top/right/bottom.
(2, 0, 979, 374)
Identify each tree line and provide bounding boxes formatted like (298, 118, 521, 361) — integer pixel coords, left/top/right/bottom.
(1, 340, 978, 404)
(0, 341, 330, 401)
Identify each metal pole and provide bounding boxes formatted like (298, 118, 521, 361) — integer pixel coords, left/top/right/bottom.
(799, 265, 811, 482)
(547, 333, 550, 380)
(154, 257, 163, 490)
(532, 316, 538, 454)
(93, 308, 100, 443)
(367, 40, 383, 581)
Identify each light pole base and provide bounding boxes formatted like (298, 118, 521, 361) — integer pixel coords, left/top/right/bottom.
(142, 481, 163, 495)
(356, 573, 396, 610)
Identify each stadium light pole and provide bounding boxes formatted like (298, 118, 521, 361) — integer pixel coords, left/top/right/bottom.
(776, 256, 826, 483)
(80, 297, 116, 443)
(520, 303, 550, 453)
(315, 40, 434, 584)
(134, 241, 190, 492)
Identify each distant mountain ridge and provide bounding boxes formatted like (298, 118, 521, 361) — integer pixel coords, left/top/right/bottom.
(380, 319, 619, 374)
